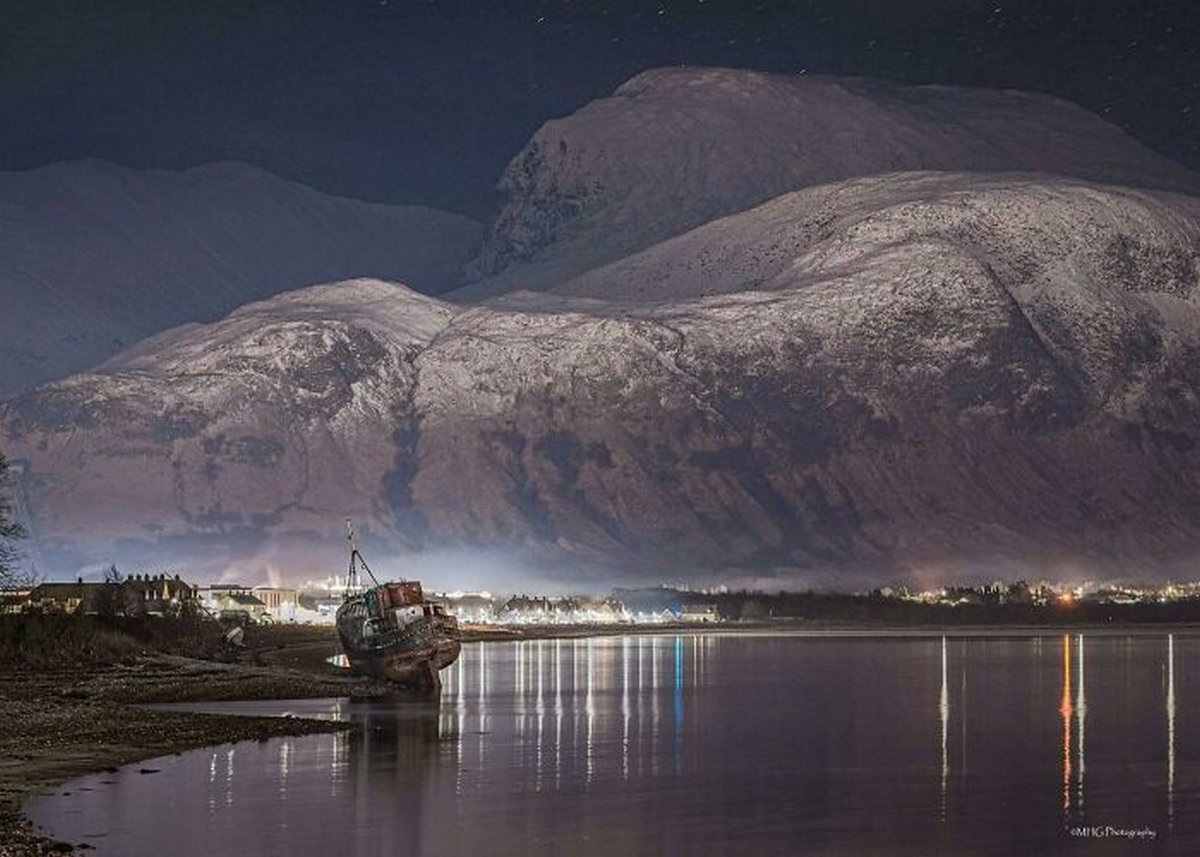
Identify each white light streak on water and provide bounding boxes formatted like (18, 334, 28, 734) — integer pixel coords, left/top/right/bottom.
(622, 635, 631, 781)
(1076, 634, 1086, 814)
(1168, 633, 1176, 829)
(940, 635, 948, 823)
(586, 638, 595, 785)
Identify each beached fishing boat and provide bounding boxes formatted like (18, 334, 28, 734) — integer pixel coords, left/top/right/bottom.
(334, 523, 460, 691)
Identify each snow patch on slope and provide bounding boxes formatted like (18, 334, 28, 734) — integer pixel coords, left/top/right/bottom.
(458, 67, 1198, 297)
(0, 160, 481, 397)
(5, 173, 1200, 581)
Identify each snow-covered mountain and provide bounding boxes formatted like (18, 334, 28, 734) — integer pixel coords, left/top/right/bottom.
(5, 172, 1199, 583)
(456, 67, 1199, 298)
(0, 159, 482, 398)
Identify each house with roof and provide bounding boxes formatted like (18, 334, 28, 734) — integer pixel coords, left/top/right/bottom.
(198, 586, 270, 623)
(680, 603, 720, 623)
(1, 587, 35, 614)
(27, 574, 198, 616)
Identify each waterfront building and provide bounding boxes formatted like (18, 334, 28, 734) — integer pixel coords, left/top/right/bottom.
(0, 587, 33, 614)
(198, 585, 270, 622)
(435, 592, 497, 624)
(252, 586, 331, 624)
(28, 574, 197, 616)
(680, 603, 720, 623)
(495, 594, 629, 625)
(28, 583, 87, 613)
(252, 587, 299, 612)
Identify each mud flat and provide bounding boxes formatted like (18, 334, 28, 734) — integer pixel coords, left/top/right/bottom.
(0, 626, 384, 855)
(0, 621, 703, 853)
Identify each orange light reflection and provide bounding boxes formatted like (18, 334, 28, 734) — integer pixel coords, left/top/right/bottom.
(1059, 634, 1073, 820)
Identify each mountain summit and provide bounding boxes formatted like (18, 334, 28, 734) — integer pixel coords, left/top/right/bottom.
(458, 67, 1198, 297)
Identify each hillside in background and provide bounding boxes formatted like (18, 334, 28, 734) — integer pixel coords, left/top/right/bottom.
(5, 172, 1199, 584)
(456, 67, 1199, 299)
(0, 159, 482, 397)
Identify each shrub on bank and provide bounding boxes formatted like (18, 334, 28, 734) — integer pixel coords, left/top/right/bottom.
(0, 610, 224, 667)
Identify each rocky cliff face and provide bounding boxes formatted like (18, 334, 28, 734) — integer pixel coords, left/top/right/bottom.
(5, 172, 1199, 583)
(1, 280, 452, 573)
(457, 67, 1199, 298)
(0, 160, 482, 397)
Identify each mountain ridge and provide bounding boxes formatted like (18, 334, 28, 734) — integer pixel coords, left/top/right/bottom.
(5, 171, 1199, 584)
(0, 159, 482, 398)
(456, 66, 1199, 300)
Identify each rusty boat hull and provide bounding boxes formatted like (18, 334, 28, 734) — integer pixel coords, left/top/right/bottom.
(335, 580, 460, 690)
(338, 615, 461, 683)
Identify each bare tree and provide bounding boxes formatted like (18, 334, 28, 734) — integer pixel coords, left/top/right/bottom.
(0, 452, 28, 588)
(93, 564, 124, 617)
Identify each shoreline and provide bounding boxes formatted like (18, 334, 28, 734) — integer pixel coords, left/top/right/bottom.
(6, 620, 1200, 854)
(0, 662, 361, 855)
(462, 620, 1200, 638)
(1, 625, 384, 856)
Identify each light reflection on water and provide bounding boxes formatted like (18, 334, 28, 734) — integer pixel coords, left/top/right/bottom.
(26, 634, 1199, 856)
(1061, 634, 1073, 820)
(1169, 632, 1176, 830)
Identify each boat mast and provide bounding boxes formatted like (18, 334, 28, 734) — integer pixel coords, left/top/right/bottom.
(345, 519, 358, 597)
(344, 518, 380, 599)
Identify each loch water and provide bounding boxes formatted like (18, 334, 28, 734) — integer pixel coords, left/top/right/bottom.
(26, 633, 1198, 855)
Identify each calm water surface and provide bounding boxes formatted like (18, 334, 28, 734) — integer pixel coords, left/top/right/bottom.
(27, 633, 1199, 855)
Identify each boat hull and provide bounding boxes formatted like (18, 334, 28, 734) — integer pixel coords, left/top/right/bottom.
(337, 612, 461, 687)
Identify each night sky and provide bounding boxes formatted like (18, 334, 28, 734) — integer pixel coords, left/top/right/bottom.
(3, 0, 1198, 218)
